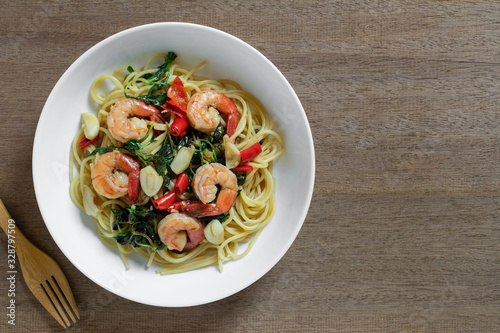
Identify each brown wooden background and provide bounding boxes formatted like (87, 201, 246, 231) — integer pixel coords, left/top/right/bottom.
(1, 1, 499, 332)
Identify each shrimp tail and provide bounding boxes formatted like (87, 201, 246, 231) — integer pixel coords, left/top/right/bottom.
(183, 188, 237, 217)
(183, 226, 205, 251)
(117, 153, 141, 205)
(218, 96, 238, 137)
(127, 170, 140, 205)
(150, 108, 166, 124)
(226, 113, 237, 137)
(182, 203, 219, 218)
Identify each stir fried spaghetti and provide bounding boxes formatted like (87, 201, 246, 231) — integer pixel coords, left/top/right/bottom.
(69, 52, 284, 275)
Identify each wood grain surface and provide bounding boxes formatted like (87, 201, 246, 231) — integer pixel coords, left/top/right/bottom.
(0, 1, 499, 332)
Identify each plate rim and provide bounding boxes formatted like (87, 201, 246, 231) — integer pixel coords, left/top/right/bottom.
(32, 22, 315, 307)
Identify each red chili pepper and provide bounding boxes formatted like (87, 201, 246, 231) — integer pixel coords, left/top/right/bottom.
(240, 142, 262, 164)
(169, 117, 189, 137)
(153, 192, 176, 210)
(162, 101, 186, 118)
(231, 165, 253, 173)
(167, 77, 189, 108)
(167, 201, 185, 213)
(78, 134, 100, 149)
(161, 77, 188, 117)
(174, 173, 189, 196)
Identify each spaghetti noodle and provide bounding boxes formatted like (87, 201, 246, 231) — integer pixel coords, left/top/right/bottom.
(69, 52, 284, 274)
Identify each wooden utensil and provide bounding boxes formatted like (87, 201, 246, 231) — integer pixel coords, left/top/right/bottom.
(0, 199, 79, 328)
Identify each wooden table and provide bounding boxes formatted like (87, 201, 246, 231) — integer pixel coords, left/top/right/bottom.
(1, 1, 499, 332)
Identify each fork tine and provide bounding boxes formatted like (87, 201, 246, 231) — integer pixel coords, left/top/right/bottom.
(41, 280, 71, 328)
(51, 274, 80, 320)
(50, 276, 78, 323)
(29, 284, 67, 328)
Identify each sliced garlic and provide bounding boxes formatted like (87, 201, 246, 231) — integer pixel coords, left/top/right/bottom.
(170, 146, 195, 175)
(204, 219, 225, 245)
(81, 113, 99, 139)
(223, 134, 240, 169)
(82, 185, 99, 217)
(140, 165, 163, 197)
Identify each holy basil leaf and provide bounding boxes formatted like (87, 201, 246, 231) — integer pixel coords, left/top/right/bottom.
(131, 205, 157, 219)
(145, 52, 177, 83)
(235, 172, 246, 186)
(155, 156, 172, 186)
(112, 221, 130, 233)
(157, 133, 173, 157)
(111, 206, 164, 251)
(124, 139, 142, 151)
(135, 92, 169, 106)
(154, 132, 174, 184)
(122, 139, 155, 166)
(211, 123, 226, 143)
(131, 235, 149, 248)
(175, 134, 190, 151)
(130, 221, 157, 248)
(111, 208, 130, 224)
(148, 75, 170, 95)
(200, 212, 230, 224)
(124, 52, 177, 106)
(86, 146, 119, 157)
(132, 221, 155, 234)
(114, 232, 132, 246)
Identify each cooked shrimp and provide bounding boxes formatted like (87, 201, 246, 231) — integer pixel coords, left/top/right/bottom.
(91, 150, 140, 204)
(183, 163, 238, 217)
(157, 213, 204, 252)
(107, 98, 164, 142)
(186, 90, 238, 137)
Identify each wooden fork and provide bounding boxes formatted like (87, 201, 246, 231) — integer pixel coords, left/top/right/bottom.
(0, 199, 79, 328)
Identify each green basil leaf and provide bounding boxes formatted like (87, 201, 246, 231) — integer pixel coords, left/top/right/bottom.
(86, 146, 119, 157)
(145, 52, 177, 83)
(114, 232, 132, 245)
(124, 139, 142, 151)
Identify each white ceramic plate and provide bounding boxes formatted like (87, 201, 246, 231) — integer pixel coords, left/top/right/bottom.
(33, 23, 314, 307)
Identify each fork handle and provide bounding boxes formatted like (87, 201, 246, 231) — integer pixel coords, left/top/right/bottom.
(0, 199, 32, 252)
